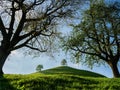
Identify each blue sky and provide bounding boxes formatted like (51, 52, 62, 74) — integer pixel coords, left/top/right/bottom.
(2, 25, 115, 78)
(2, 0, 120, 78)
(3, 49, 113, 78)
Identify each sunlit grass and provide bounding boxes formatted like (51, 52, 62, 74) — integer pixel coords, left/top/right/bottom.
(0, 66, 120, 90)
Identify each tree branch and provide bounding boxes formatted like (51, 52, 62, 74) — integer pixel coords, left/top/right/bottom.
(26, 0, 45, 11)
(25, 45, 47, 52)
(25, 1, 66, 22)
(11, 36, 33, 51)
(12, 12, 26, 40)
(8, 1, 16, 40)
(75, 46, 107, 61)
(19, 30, 37, 40)
(0, 16, 7, 37)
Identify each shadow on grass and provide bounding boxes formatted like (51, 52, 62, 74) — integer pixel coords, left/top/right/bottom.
(0, 74, 15, 90)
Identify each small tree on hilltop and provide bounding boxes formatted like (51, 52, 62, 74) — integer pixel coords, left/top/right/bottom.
(61, 59, 67, 66)
(36, 64, 43, 72)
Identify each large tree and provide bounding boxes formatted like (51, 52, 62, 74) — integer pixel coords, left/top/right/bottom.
(63, 1, 120, 77)
(0, 0, 88, 74)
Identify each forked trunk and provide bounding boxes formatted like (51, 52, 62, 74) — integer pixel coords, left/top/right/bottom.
(0, 47, 10, 74)
(108, 61, 120, 78)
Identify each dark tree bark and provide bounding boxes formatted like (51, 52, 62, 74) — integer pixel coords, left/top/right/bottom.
(0, 47, 10, 74)
(108, 61, 120, 78)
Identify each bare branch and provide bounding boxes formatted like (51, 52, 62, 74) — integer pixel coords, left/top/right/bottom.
(26, 0, 45, 11)
(25, 45, 47, 52)
(8, 1, 16, 40)
(12, 12, 26, 39)
(0, 16, 7, 37)
(11, 36, 33, 51)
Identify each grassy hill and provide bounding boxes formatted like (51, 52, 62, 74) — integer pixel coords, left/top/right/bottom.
(0, 66, 120, 90)
(41, 66, 105, 77)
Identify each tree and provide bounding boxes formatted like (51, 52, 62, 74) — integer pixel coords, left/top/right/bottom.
(63, 1, 120, 77)
(61, 59, 67, 66)
(36, 64, 43, 72)
(0, 0, 88, 74)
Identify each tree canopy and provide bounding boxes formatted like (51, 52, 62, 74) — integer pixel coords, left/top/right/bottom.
(0, 0, 88, 74)
(63, 0, 120, 77)
(36, 64, 43, 72)
(61, 59, 67, 66)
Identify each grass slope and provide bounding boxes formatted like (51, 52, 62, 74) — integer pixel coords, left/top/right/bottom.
(1, 66, 119, 90)
(41, 66, 105, 77)
(0, 74, 120, 90)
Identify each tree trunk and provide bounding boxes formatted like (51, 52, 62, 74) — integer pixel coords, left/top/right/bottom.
(0, 47, 10, 74)
(108, 61, 120, 78)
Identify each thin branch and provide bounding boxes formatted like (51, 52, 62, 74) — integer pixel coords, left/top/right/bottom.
(26, 0, 45, 11)
(25, 15, 45, 22)
(91, 15, 109, 56)
(25, 1, 66, 22)
(41, 31, 54, 36)
(25, 45, 47, 52)
(76, 46, 107, 61)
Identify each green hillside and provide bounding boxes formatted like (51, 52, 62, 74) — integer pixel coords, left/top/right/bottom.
(1, 66, 120, 90)
(41, 66, 105, 77)
(0, 73, 120, 90)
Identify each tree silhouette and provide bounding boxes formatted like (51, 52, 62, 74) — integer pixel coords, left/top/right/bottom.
(0, 0, 87, 74)
(36, 64, 43, 72)
(61, 59, 67, 66)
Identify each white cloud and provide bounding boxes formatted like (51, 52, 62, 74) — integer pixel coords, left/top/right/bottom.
(10, 50, 23, 58)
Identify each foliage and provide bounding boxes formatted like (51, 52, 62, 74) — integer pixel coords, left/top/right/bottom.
(62, 0, 120, 77)
(36, 64, 43, 72)
(61, 59, 67, 66)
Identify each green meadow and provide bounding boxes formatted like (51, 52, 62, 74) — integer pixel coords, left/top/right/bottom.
(0, 66, 120, 90)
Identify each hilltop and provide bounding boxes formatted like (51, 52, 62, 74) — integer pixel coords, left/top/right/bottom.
(40, 66, 105, 77)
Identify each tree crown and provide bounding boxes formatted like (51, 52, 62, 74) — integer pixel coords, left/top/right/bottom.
(36, 64, 43, 72)
(63, 0, 120, 68)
